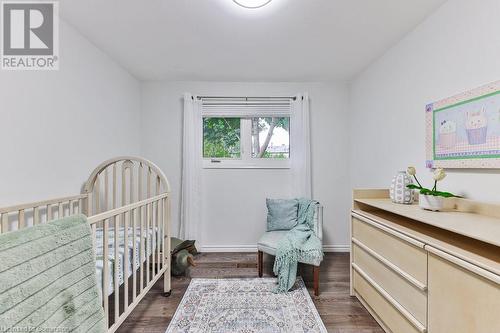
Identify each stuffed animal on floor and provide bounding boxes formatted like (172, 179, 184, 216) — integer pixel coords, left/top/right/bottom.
(171, 237, 198, 276)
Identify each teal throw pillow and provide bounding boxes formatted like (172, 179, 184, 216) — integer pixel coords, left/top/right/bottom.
(266, 198, 299, 231)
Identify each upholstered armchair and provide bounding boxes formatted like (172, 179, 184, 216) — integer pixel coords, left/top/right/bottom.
(257, 202, 324, 296)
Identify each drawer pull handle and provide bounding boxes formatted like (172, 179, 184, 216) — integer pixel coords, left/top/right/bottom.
(352, 238, 427, 292)
(353, 263, 427, 333)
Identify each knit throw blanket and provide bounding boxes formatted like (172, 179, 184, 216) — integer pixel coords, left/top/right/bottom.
(0, 215, 106, 333)
(273, 199, 324, 293)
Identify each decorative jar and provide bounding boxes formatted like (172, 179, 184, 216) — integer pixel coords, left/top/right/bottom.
(390, 171, 414, 204)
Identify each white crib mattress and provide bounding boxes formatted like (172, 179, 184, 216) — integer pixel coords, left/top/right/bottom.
(94, 227, 160, 296)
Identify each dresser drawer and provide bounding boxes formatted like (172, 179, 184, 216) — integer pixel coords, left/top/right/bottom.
(353, 269, 424, 333)
(352, 214, 427, 285)
(428, 247, 500, 333)
(353, 242, 427, 325)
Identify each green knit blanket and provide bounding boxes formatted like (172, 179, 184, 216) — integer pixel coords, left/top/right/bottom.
(0, 214, 106, 333)
(273, 199, 323, 293)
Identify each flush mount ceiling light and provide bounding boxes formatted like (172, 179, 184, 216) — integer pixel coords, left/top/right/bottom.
(233, 0, 272, 9)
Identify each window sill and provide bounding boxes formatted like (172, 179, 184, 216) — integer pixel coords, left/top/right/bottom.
(202, 159, 290, 169)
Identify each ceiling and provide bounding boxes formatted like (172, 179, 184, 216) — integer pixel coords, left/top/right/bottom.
(60, 0, 446, 81)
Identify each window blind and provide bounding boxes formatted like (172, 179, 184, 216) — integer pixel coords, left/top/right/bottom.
(200, 97, 293, 117)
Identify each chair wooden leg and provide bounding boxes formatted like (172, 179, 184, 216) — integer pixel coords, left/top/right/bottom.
(313, 265, 320, 296)
(258, 251, 263, 277)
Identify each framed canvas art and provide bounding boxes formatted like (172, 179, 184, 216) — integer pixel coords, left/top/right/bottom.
(426, 80, 500, 169)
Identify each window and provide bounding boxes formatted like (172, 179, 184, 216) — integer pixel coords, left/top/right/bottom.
(203, 118, 241, 159)
(201, 96, 292, 168)
(203, 116, 290, 168)
(251, 117, 289, 159)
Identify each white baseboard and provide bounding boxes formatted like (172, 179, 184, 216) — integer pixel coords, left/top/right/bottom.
(322, 245, 350, 252)
(201, 245, 257, 253)
(200, 244, 350, 253)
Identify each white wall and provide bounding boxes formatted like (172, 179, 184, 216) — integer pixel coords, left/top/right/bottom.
(140, 81, 351, 251)
(0, 21, 141, 206)
(9, 0, 496, 252)
(350, 0, 500, 202)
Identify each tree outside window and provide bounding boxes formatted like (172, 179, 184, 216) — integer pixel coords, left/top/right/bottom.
(203, 116, 290, 162)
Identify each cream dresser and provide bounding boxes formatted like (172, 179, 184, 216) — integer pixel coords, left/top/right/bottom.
(351, 189, 500, 333)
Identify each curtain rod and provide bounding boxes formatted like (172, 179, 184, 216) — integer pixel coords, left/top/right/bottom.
(196, 96, 298, 101)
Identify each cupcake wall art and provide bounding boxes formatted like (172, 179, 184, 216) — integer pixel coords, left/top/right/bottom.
(426, 80, 500, 169)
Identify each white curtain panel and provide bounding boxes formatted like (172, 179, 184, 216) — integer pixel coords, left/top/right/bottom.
(180, 93, 202, 241)
(290, 93, 312, 198)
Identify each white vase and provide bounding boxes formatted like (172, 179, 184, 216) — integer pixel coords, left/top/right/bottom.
(390, 171, 414, 204)
(419, 194, 444, 211)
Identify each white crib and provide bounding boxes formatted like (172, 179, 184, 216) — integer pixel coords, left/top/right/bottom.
(0, 156, 172, 333)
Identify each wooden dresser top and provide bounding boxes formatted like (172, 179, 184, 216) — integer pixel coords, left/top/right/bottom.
(354, 198, 500, 248)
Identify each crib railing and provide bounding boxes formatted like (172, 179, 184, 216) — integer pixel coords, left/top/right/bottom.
(84, 156, 170, 216)
(0, 194, 88, 233)
(0, 191, 171, 333)
(88, 192, 171, 333)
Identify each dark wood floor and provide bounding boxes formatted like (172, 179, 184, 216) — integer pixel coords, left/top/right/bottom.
(117, 252, 383, 333)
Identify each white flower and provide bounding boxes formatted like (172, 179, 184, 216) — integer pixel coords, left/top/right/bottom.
(407, 166, 416, 176)
(433, 168, 446, 181)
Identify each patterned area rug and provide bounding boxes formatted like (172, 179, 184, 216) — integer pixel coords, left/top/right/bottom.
(166, 277, 327, 333)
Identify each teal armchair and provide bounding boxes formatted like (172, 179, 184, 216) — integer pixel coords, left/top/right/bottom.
(257, 202, 324, 295)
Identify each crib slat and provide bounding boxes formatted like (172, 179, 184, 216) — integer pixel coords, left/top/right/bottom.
(164, 198, 168, 270)
(146, 203, 150, 284)
(2, 213, 8, 233)
(122, 163, 127, 206)
(47, 205, 52, 222)
(156, 176, 160, 196)
(114, 215, 120, 323)
(112, 163, 117, 209)
(132, 208, 137, 301)
(69, 201, 73, 215)
(95, 176, 100, 214)
(0, 213, 3, 233)
(86, 193, 91, 216)
(147, 168, 152, 199)
(139, 206, 144, 292)
(129, 164, 135, 204)
(157, 200, 161, 272)
(154, 201, 159, 272)
(58, 203, 63, 218)
(152, 202, 156, 275)
(159, 199, 163, 270)
(104, 168, 109, 212)
(138, 163, 143, 201)
(160, 199, 163, 265)
(153, 197, 157, 272)
(162, 198, 168, 293)
(103, 219, 110, 328)
(34, 207, 40, 225)
(18, 210, 25, 229)
(161, 199, 166, 290)
(123, 211, 129, 310)
(160, 199, 163, 271)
